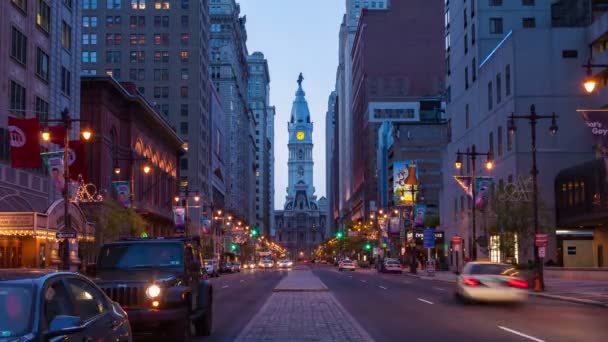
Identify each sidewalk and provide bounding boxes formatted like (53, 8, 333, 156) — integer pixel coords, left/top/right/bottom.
(236, 269, 374, 342)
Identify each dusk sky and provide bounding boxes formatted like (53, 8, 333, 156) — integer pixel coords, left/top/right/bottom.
(238, 0, 344, 209)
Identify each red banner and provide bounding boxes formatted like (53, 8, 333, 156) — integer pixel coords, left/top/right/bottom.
(68, 140, 87, 180)
(8, 117, 41, 168)
(49, 125, 66, 145)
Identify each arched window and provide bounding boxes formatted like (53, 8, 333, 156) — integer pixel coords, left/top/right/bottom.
(298, 150, 303, 160)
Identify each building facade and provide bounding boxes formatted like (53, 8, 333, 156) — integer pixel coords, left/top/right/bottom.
(325, 91, 337, 237)
(441, 0, 608, 267)
(82, 0, 211, 231)
(275, 77, 327, 260)
(348, 0, 445, 225)
(210, 0, 254, 225)
(247, 52, 273, 237)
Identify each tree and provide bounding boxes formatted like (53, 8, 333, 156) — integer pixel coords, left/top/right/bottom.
(92, 199, 147, 244)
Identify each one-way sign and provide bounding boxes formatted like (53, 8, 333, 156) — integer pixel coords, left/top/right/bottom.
(56, 232, 77, 239)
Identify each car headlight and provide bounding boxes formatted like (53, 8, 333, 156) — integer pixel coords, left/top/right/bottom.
(146, 284, 161, 298)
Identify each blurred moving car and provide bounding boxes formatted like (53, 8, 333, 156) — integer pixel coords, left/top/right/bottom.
(220, 262, 232, 273)
(455, 262, 528, 304)
(277, 259, 294, 268)
(204, 259, 220, 277)
(258, 259, 274, 269)
(338, 259, 357, 271)
(380, 259, 403, 273)
(247, 261, 256, 269)
(0, 269, 132, 341)
(231, 262, 241, 273)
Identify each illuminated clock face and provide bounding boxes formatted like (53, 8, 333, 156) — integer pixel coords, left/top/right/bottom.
(296, 131, 305, 140)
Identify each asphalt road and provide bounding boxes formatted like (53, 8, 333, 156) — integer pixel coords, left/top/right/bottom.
(312, 265, 608, 342)
(198, 268, 286, 341)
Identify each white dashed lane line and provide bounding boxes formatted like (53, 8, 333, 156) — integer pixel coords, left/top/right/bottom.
(498, 326, 545, 342)
(378, 286, 388, 290)
(417, 298, 434, 305)
(432, 287, 446, 291)
(221, 285, 229, 289)
(360, 279, 367, 283)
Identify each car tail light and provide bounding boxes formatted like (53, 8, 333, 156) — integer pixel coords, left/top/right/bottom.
(507, 279, 528, 289)
(463, 277, 480, 287)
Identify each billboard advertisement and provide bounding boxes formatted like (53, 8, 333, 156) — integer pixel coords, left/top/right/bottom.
(393, 160, 418, 204)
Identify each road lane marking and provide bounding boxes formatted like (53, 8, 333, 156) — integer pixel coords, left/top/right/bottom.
(432, 287, 446, 291)
(498, 326, 545, 342)
(349, 276, 353, 278)
(360, 279, 367, 283)
(403, 280, 412, 284)
(222, 285, 229, 289)
(379, 286, 388, 290)
(417, 298, 434, 305)
(240, 280, 245, 283)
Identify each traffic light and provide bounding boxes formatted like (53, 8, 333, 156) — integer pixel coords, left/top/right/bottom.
(336, 231, 344, 240)
(364, 242, 372, 251)
(251, 226, 259, 237)
(231, 243, 237, 251)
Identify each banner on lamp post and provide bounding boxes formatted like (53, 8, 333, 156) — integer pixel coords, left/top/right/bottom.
(201, 218, 211, 234)
(173, 207, 186, 234)
(112, 181, 131, 208)
(413, 204, 426, 227)
(43, 151, 65, 197)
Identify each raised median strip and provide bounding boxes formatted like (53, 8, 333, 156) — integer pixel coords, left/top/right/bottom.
(273, 268, 329, 292)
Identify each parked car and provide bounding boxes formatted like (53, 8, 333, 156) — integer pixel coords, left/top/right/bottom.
(338, 259, 357, 271)
(277, 259, 294, 268)
(0, 269, 132, 341)
(258, 259, 274, 269)
(380, 259, 403, 273)
(204, 259, 220, 277)
(220, 262, 232, 273)
(231, 262, 241, 273)
(90, 236, 213, 339)
(455, 262, 528, 304)
(244, 261, 256, 269)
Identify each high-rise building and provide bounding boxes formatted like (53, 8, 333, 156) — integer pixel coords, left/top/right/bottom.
(441, 0, 607, 266)
(267, 105, 276, 236)
(209, 0, 254, 225)
(325, 91, 337, 236)
(248, 52, 273, 237)
(82, 0, 211, 231)
(275, 76, 327, 259)
(334, 0, 390, 231)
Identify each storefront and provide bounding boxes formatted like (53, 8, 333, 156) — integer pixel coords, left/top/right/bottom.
(0, 200, 95, 270)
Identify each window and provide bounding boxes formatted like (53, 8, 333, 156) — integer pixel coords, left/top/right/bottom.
(471, 23, 476, 45)
(130, 34, 145, 45)
(83, 34, 97, 45)
(464, 8, 467, 28)
(181, 15, 189, 27)
(61, 21, 72, 51)
(181, 104, 188, 117)
(9, 81, 26, 117)
(83, 0, 98, 9)
(497, 126, 503, 156)
(11, 0, 27, 12)
(129, 68, 145, 81)
(562, 50, 578, 58)
(65, 278, 107, 321)
(35, 97, 49, 123)
(496, 73, 502, 103)
(155, 1, 170, 9)
(180, 86, 188, 98)
(465, 67, 469, 89)
(61, 67, 71, 96)
(464, 34, 468, 54)
(211, 24, 221, 32)
(180, 51, 189, 62)
(522, 17, 536, 28)
(181, 158, 188, 170)
(522, 0, 534, 5)
(181, 69, 189, 80)
(36, 48, 49, 80)
(490, 18, 503, 34)
(82, 51, 97, 63)
(180, 122, 188, 134)
(181, 33, 189, 45)
(465, 104, 470, 129)
(105, 69, 120, 79)
(131, 0, 146, 9)
(43, 280, 76, 328)
(130, 51, 145, 63)
(37, 0, 51, 32)
(106, 33, 122, 45)
(487, 81, 493, 110)
(505, 64, 511, 96)
(154, 33, 169, 45)
(490, 0, 502, 5)
(10, 27, 28, 65)
(106, 51, 121, 63)
(153, 86, 168, 98)
(154, 51, 170, 63)
(181, 0, 189, 9)
(489, 132, 494, 156)
(106, 0, 121, 9)
(63, 0, 72, 9)
(153, 68, 169, 81)
(472, 58, 476, 81)
(83, 16, 98, 27)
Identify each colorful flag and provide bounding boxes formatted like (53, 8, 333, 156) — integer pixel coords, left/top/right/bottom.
(112, 181, 131, 208)
(8, 117, 41, 168)
(67, 140, 87, 180)
(43, 152, 65, 196)
(173, 207, 186, 233)
(414, 204, 427, 227)
(201, 218, 211, 234)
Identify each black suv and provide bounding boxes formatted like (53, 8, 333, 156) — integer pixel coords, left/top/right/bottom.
(89, 236, 213, 340)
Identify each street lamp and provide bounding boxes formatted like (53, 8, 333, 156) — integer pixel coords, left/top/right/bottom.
(581, 45, 608, 94)
(454, 146, 493, 261)
(40, 108, 92, 271)
(174, 181, 200, 236)
(507, 104, 558, 291)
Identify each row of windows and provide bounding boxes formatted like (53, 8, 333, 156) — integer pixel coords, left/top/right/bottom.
(8, 79, 51, 121)
(101, 50, 190, 63)
(84, 15, 190, 29)
(9, 26, 51, 82)
(153, 86, 189, 99)
(487, 64, 511, 110)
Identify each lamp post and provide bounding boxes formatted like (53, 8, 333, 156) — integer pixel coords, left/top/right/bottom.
(454, 145, 493, 261)
(507, 104, 558, 291)
(174, 180, 200, 237)
(41, 108, 92, 270)
(581, 45, 608, 94)
(404, 185, 425, 274)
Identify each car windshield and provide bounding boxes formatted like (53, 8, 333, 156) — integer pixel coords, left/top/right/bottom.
(386, 261, 400, 265)
(468, 264, 513, 275)
(0, 284, 33, 338)
(98, 243, 183, 269)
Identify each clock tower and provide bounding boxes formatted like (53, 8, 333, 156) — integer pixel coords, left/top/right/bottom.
(287, 73, 314, 197)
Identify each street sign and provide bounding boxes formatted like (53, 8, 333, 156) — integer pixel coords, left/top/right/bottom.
(426, 260, 435, 275)
(423, 229, 435, 249)
(451, 235, 462, 245)
(538, 246, 546, 258)
(56, 232, 77, 239)
(535, 234, 549, 247)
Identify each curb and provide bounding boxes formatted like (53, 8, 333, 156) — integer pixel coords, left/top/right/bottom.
(529, 292, 608, 308)
(402, 272, 457, 284)
(272, 288, 329, 292)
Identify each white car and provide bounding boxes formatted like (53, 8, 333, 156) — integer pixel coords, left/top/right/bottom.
(277, 259, 294, 268)
(455, 262, 528, 303)
(259, 259, 274, 268)
(338, 259, 356, 271)
(381, 259, 403, 273)
(203, 259, 220, 277)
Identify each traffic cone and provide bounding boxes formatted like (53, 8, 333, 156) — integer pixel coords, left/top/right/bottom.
(533, 273, 542, 292)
